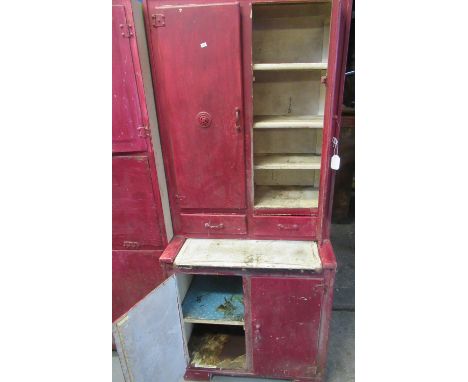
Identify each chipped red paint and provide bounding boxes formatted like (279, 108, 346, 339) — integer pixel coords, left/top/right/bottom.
(157, 238, 338, 381)
(112, 155, 165, 250)
(250, 276, 324, 379)
(147, 1, 246, 227)
(112, 0, 169, 324)
(112, 0, 147, 153)
(112, 250, 165, 321)
(144, 0, 352, 241)
(112, 0, 351, 377)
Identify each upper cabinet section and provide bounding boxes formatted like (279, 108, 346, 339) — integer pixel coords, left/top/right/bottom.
(112, 3, 148, 153)
(149, 3, 246, 211)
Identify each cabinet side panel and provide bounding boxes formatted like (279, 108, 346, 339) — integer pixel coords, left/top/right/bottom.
(112, 4, 147, 153)
(112, 155, 164, 250)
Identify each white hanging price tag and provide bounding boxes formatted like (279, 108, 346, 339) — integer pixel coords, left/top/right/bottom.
(331, 137, 340, 170)
(331, 154, 341, 170)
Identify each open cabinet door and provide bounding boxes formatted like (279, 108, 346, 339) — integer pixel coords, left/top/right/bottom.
(113, 275, 188, 382)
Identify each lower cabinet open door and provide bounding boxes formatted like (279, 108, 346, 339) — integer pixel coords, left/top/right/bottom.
(113, 275, 188, 382)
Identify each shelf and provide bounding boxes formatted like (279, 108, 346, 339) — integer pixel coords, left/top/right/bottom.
(254, 115, 324, 129)
(254, 154, 321, 170)
(175, 239, 321, 271)
(182, 276, 244, 326)
(253, 63, 327, 71)
(188, 325, 246, 370)
(254, 186, 319, 209)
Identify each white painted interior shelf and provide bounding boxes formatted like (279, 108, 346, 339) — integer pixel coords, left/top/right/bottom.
(253, 115, 324, 129)
(253, 63, 328, 71)
(254, 186, 319, 209)
(254, 154, 321, 170)
(174, 238, 322, 271)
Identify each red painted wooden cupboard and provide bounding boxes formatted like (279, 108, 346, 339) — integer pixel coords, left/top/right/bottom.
(112, 0, 169, 322)
(113, 0, 352, 381)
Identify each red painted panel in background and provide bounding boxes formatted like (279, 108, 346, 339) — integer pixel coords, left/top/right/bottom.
(149, 3, 245, 210)
(112, 155, 164, 250)
(112, 3, 147, 153)
(112, 250, 164, 321)
(250, 276, 324, 379)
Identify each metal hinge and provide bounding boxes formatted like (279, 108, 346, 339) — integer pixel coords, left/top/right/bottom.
(120, 23, 134, 38)
(152, 14, 165, 27)
(137, 125, 150, 137)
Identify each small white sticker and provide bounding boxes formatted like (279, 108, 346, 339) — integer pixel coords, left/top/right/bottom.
(200, 42, 207, 48)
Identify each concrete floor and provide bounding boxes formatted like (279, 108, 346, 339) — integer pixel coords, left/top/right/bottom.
(113, 223, 355, 382)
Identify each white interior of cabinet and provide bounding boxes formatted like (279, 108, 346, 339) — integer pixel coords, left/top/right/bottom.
(252, 2, 331, 210)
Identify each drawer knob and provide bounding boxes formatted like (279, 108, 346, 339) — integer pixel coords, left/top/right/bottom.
(204, 222, 224, 230)
(196, 111, 212, 128)
(277, 223, 299, 231)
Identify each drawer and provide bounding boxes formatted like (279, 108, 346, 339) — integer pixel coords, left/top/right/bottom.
(251, 215, 317, 239)
(180, 213, 247, 235)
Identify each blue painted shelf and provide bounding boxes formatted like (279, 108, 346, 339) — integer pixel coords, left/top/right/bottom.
(182, 275, 244, 325)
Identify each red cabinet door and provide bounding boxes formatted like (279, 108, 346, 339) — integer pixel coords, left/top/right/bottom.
(112, 3, 147, 153)
(112, 250, 165, 321)
(150, 3, 245, 209)
(250, 276, 324, 379)
(112, 155, 164, 250)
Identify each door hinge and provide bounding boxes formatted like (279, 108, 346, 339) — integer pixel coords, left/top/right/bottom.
(120, 23, 134, 38)
(305, 365, 318, 377)
(152, 14, 165, 27)
(137, 125, 150, 137)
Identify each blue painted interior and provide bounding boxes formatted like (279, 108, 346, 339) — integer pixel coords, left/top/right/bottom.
(182, 275, 244, 323)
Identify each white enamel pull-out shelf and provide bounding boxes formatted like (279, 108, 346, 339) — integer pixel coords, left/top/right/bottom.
(174, 238, 322, 271)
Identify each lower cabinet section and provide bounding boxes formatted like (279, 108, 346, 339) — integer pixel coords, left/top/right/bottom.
(112, 250, 165, 321)
(114, 268, 334, 381)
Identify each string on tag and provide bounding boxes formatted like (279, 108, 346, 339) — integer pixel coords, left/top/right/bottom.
(330, 137, 340, 170)
(332, 137, 339, 156)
